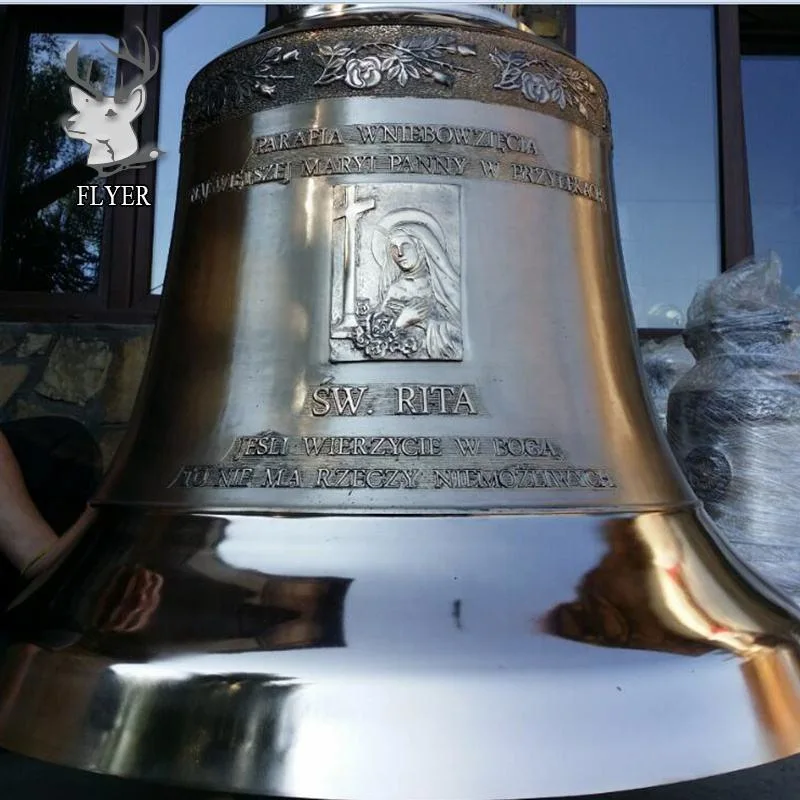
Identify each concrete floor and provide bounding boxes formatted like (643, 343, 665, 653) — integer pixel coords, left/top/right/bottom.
(2, 750, 800, 799)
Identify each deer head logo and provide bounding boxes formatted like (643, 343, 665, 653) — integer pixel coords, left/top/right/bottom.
(61, 27, 163, 177)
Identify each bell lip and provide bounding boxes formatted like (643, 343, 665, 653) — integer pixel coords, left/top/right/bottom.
(3, 506, 800, 799)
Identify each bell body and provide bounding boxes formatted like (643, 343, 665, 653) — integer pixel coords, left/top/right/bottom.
(4, 5, 800, 799)
(103, 15, 683, 518)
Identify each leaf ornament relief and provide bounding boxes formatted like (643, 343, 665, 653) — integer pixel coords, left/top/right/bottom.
(489, 49, 603, 123)
(313, 34, 477, 89)
(187, 45, 299, 125)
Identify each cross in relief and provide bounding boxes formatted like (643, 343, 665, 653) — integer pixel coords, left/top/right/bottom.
(333, 185, 376, 332)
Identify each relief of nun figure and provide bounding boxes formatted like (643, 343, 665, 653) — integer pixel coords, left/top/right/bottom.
(361, 208, 462, 360)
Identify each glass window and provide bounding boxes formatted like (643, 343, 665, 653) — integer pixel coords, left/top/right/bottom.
(149, 6, 266, 294)
(0, 33, 118, 293)
(576, 6, 721, 328)
(742, 56, 800, 292)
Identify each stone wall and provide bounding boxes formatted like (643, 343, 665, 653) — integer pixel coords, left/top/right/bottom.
(0, 323, 153, 471)
(0, 321, 692, 476)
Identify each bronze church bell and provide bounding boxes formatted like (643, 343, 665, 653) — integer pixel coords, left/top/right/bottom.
(3, 4, 800, 798)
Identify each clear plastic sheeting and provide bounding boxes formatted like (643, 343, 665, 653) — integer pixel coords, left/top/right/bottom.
(640, 336, 695, 430)
(685, 250, 800, 329)
(668, 252, 800, 603)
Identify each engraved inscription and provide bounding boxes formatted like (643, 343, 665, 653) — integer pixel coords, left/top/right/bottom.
(188, 122, 605, 205)
(313, 35, 477, 90)
(226, 432, 289, 460)
(354, 124, 538, 154)
(252, 124, 539, 156)
(329, 183, 463, 362)
(431, 467, 615, 489)
(190, 163, 292, 202)
(301, 153, 469, 178)
(314, 468, 421, 489)
(305, 384, 484, 417)
(302, 155, 376, 177)
(510, 164, 604, 202)
(171, 465, 615, 491)
(189, 155, 604, 204)
(301, 436, 442, 457)
(492, 437, 563, 458)
(253, 126, 344, 154)
(221, 433, 562, 461)
(170, 429, 616, 492)
(310, 386, 369, 416)
(387, 154, 467, 176)
(395, 385, 476, 415)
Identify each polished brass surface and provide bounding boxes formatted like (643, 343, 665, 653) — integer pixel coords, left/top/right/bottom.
(3, 4, 800, 798)
(4, 508, 800, 798)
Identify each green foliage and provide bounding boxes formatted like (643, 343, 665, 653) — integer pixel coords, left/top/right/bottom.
(0, 33, 115, 294)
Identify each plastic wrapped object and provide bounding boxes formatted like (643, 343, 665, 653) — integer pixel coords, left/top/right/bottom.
(640, 336, 695, 430)
(668, 252, 800, 601)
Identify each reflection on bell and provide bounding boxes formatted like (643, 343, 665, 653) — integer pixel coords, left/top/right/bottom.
(3, 4, 800, 799)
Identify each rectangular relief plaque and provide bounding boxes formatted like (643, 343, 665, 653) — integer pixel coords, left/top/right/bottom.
(329, 182, 463, 362)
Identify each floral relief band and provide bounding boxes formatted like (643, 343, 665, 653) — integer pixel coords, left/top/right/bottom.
(313, 35, 477, 90)
(185, 45, 300, 131)
(183, 26, 610, 140)
(489, 49, 602, 123)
